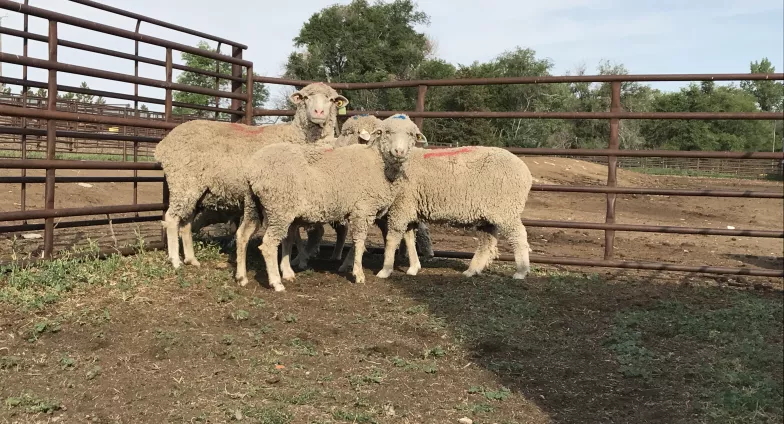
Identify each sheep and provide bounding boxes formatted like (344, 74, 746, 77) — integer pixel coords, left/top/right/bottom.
(238, 114, 424, 291)
(289, 114, 384, 268)
(154, 82, 348, 269)
(373, 144, 534, 280)
(291, 116, 435, 271)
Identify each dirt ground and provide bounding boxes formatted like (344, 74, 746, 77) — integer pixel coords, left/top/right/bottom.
(0, 156, 783, 423)
(2, 157, 782, 275)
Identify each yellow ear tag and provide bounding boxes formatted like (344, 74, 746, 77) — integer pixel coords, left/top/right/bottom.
(338, 103, 346, 115)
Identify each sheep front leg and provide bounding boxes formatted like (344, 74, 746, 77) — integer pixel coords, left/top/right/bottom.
(234, 206, 260, 287)
(348, 218, 371, 284)
(162, 210, 182, 269)
(179, 219, 200, 268)
(403, 229, 421, 275)
(330, 223, 347, 260)
(259, 224, 288, 292)
(375, 229, 404, 279)
(280, 226, 297, 281)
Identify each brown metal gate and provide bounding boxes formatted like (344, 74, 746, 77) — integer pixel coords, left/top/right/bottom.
(1, 0, 782, 278)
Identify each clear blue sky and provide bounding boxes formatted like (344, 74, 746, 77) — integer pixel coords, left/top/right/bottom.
(1, 0, 782, 111)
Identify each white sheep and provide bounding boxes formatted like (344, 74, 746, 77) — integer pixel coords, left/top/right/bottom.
(154, 82, 348, 269)
(374, 144, 534, 280)
(237, 114, 424, 291)
(289, 114, 385, 268)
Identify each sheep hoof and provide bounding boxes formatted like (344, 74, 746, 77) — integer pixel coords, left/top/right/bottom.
(462, 269, 478, 277)
(171, 261, 181, 270)
(273, 284, 286, 292)
(376, 268, 393, 279)
(354, 273, 366, 284)
(282, 271, 296, 282)
(184, 258, 201, 268)
(237, 276, 249, 287)
(329, 253, 342, 261)
(512, 272, 528, 280)
(406, 265, 420, 276)
(338, 264, 350, 273)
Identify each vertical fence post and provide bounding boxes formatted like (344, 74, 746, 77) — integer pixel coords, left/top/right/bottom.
(20, 0, 29, 225)
(414, 84, 428, 134)
(162, 47, 173, 245)
(229, 46, 243, 123)
(132, 19, 140, 217)
(604, 81, 621, 260)
(43, 19, 58, 259)
(214, 42, 221, 120)
(245, 65, 254, 125)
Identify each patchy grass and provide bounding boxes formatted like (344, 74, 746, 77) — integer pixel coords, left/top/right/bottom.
(0, 243, 781, 423)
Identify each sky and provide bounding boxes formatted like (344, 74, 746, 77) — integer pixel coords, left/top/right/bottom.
(0, 0, 782, 112)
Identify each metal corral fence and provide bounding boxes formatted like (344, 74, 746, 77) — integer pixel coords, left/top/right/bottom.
(0, 0, 783, 279)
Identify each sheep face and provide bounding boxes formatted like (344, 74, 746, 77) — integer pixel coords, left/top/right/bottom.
(377, 114, 425, 163)
(340, 115, 383, 146)
(289, 83, 349, 127)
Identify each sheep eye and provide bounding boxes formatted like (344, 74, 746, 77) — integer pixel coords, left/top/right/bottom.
(416, 134, 423, 140)
(302, 95, 309, 100)
(375, 129, 383, 135)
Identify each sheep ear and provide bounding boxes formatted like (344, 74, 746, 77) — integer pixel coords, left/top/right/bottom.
(290, 91, 304, 104)
(416, 132, 428, 146)
(335, 95, 349, 108)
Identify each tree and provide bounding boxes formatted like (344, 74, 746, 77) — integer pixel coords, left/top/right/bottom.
(640, 83, 770, 151)
(172, 41, 269, 123)
(284, 0, 430, 111)
(741, 58, 784, 112)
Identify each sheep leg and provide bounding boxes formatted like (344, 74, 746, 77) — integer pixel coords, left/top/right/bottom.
(463, 228, 497, 277)
(415, 222, 434, 260)
(162, 210, 182, 269)
(258, 223, 288, 292)
(280, 226, 297, 281)
(348, 218, 371, 284)
(234, 205, 260, 287)
(179, 220, 201, 267)
(329, 223, 347, 260)
(375, 229, 404, 279)
(403, 229, 421, 276)
(499, 221, 530, 280)
(293, 224, 324, 269)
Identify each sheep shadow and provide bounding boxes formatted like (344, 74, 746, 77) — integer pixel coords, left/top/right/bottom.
(385, 265, 781, 423)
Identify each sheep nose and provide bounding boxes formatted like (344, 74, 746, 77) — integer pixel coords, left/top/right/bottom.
(393, 148, 405, 157)
(314, 109, 324, 115)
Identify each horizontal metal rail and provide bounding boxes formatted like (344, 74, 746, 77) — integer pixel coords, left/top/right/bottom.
(0, 159, 161, 170)
(0, 0, 251, 66)
(532, 185, 784, 198)
(0, 240, 167, 269)
(505, 148, 784, 159)
(522, 219, 782, 238)
(67, 0, 248, 49)
(255, 73, 784, 89)
(254, 108, 783, 121)
(0, 214, 161, 234)
(314, 244, 784, 278)
(0, 54, 247, 101)
(0, 125, 163, 143)
(0, 76, 243, 116)
(0, 105, 177, 130)
(0, 176, 164, 183)
(0, 203, 165, 221)
(0, 26, 244, 82)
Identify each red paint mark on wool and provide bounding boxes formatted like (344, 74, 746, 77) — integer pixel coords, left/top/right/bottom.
(423, 146, 475, 159)
(231, 123, 265, 135)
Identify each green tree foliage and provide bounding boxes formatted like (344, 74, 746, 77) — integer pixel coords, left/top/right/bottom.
(640, 83, 771, 151)
(172, 41, 269, 123)
(281, 0, 780, 151)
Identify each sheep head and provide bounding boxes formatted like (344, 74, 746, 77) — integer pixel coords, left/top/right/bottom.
(336, 114, 383, 147)
(289, 82, 349, 128)
(376, 114, 425, 165)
